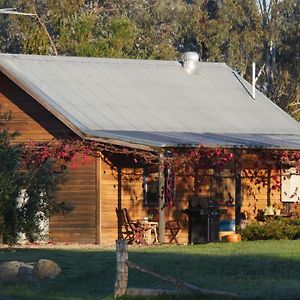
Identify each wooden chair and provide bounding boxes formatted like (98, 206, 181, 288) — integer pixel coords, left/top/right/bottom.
(116, 208, 147, 245)
(123, 208, 135, 224)
(116, 208, 134, 244)
(166, 220, 181, 244)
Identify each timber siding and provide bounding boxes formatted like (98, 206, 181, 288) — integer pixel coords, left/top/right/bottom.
(0, 72, 74, 141)
(50, 157, 97, 243)
(100, 159, 147, 243)
(0, 72, 98, 243)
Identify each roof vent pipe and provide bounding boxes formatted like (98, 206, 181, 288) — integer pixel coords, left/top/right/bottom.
(183, 52, 199, 74)
(252, 62, 256, 99)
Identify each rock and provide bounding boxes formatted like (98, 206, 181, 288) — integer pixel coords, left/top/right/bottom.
(17, 264, 36, 282)
(0, 259, 61, 282)
(0, 261, 24, 282)
(33, 259, 61, 280)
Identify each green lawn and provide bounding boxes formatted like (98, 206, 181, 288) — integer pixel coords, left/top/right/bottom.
(0, 240, 299, 300)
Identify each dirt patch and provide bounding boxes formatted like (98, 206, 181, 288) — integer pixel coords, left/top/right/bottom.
(0, 242, 116, 250)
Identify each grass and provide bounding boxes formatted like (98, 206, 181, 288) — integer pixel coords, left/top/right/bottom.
(0, 240, 299, 300)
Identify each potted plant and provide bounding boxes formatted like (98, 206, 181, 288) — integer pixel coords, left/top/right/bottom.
(274, 204, 281, 216)
(147, 214, 153, 221)
(264, 206, 274, 216)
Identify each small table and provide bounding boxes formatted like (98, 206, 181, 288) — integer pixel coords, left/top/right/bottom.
(140, 221, 159, 245)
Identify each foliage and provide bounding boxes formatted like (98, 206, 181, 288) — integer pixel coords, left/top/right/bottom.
(0, 130, 72, 244)
(238, 218, 300, 241)
(0, 130, 22, 244)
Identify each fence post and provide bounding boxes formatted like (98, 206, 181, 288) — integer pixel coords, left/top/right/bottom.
(114, 239, 128, 298)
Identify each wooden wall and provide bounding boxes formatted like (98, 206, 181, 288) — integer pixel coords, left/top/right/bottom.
(99, 158, 193, 245)
(99, 158, 119, 243)
(50, 157, 97, 243)
(0, 72, 74, 141)
(0, 72, 98, 244)
(241, 170, 281, 221)
(98, 163, 238, 245)
(240, 152, 282, 220)
(168, 175, 192, 244)
(99, 157, 147, 244)
(171, 169, 236, 244)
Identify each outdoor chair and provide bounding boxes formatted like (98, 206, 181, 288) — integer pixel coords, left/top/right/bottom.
(116, 208, 134, 243)
(116, 208, 148, 245)
(166, 220, 181, 244)
(123, 208, 135, 224)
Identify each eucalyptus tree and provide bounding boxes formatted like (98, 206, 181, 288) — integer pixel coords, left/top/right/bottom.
(252, 0, 299, 117)
(274, 0, 300, 118)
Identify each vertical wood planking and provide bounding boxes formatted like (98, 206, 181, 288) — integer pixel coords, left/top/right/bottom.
(0, 72, 74, 141)
(100, 157, 118, 243)
(49, 157, 97, 243)
(96, 154, 102, 244)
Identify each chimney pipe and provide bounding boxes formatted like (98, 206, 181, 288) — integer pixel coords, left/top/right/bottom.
(183, 52, 199, 74)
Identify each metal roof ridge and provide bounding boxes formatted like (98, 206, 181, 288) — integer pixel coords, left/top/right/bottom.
(0, 53, 230, 68)
(0, 53, 180, 66)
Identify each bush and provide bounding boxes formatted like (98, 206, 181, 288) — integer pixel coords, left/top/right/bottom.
(238, 218, 300, 241)
(0, 130, 71, 244)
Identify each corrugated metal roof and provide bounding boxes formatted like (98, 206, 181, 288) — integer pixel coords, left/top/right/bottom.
(1, 53, 300, 149)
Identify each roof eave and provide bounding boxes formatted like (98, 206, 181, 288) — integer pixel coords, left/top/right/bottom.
(160, 143, 300, 151)
(83, 134, 157, 151)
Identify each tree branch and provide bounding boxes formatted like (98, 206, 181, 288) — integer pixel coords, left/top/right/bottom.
(32, 7, 58, 56)
(288, 102, 300, 107)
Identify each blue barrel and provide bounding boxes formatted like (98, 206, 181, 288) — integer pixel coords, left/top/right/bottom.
(220, 219, 235, 232)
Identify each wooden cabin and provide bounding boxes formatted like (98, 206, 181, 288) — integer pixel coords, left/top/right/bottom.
(0, 53, 300, 245)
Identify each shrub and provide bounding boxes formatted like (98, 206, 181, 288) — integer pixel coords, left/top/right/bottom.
(238, 218, 300, 241)
(0, 130, 72, 244)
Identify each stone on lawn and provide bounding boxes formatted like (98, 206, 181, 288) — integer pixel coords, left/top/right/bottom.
(33, 259, 61, 280)
(0, 261, 23, 282)
(17, 264, 36, 282)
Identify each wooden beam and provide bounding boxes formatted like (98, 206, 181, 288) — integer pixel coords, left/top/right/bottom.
(267, 168, 271, 206)
(126, 288, 188, 297)
(117, 167, 123, 240)
(235, 172, 242, 227)
(127, 261, 239, 298)
(95, 154, 102, 244)
(158, 152, 165, 244)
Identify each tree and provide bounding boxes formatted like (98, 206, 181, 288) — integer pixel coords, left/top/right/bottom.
(0, 129, 71, 244)
(251, 0, 300, 115)
(274, 0, 300, 118)
(218, 0, 263, 77)
(0, 130, 23, 244)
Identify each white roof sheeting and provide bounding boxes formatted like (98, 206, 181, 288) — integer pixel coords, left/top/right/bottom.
(1, 54, 300, 149)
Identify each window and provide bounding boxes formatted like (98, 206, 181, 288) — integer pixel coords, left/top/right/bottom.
(281, 168, 300, 202)
(143, 167, 176, 208)
(143, 170, 159, 207)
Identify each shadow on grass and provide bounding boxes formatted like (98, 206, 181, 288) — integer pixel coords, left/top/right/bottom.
(0, 242, 299, 300)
